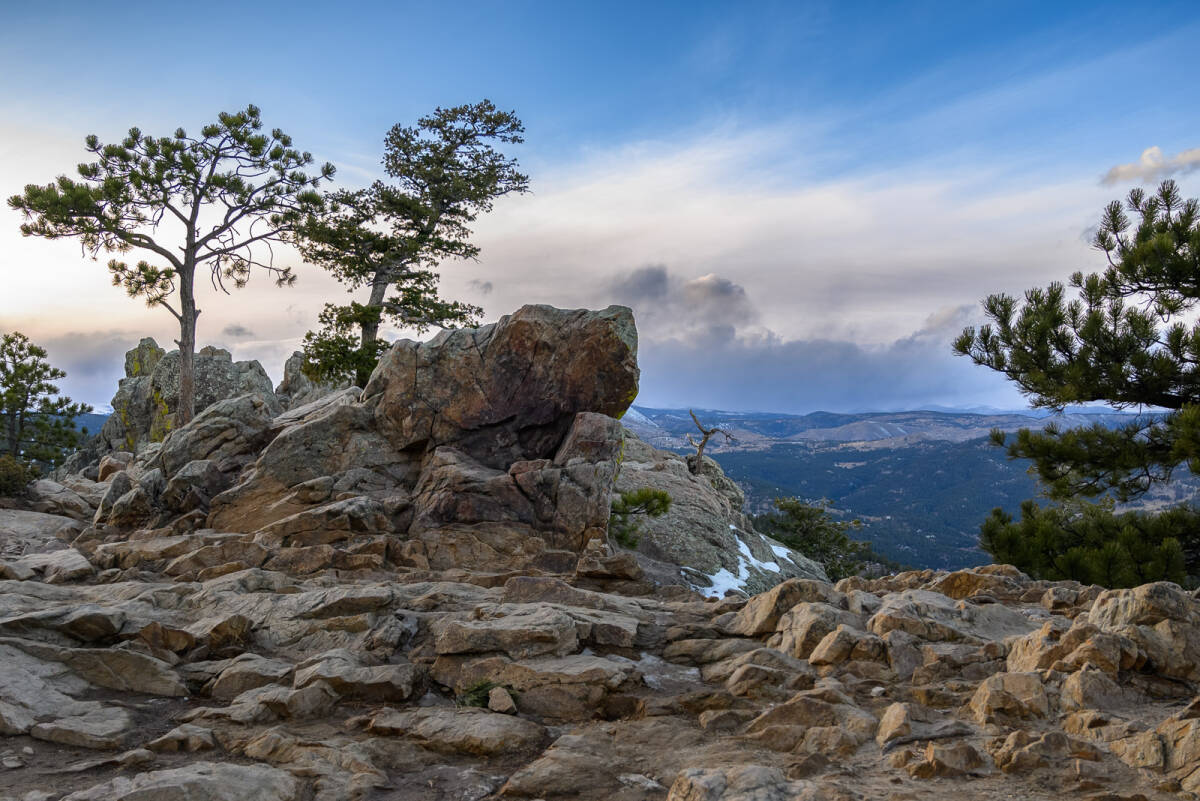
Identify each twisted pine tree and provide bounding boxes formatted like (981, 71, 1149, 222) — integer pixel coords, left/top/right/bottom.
(297, 100, 529, 387)
(9, 105, 333, 425)
(956, 179, 1200, 585)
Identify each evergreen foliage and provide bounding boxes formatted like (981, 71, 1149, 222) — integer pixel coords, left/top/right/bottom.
(956, 180, 1200, 587)
(609, 487, 672, 548)
(980, 499, 1197, 588)
(0, 332, 92, 472)
(955, 180, 1200, 501)
(298, 100, 529, 386)
(0, 455, 31, 496)
(753, 497, 872, 581)
(8, 105, 332, 424)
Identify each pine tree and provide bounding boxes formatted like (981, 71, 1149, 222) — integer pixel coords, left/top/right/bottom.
(956, 180, 1200, 587)
(297, 100, 528, 387)
(753, 498, 871, 581)
(955, 180, 1200, 501)
(9, 105, 332, 426)
(0, 332, 92, 472)
(609, 487, 672, 548)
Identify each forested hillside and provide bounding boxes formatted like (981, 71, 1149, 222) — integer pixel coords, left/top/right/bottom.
(626, 406, 1196, 570)
(716, 438, 1036, 568)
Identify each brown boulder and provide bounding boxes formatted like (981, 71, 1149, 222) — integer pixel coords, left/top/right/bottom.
(725, 579, 843, 637)
(1089, 581, 1200, 682)
(969, 672, 1050, 725)
(364, 304, 638, 470)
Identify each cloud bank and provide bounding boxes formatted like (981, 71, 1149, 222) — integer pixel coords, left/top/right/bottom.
(604, 265, 1021, 412)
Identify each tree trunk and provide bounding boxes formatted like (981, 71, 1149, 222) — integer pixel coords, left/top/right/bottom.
(356, 273, 391, 387)
(176, 269, 199, 427)
(5, 407, 18, 457)
(360, 275, 389, 349)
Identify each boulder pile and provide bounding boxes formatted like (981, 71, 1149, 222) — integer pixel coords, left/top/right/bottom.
(0, 305, 1196, 800)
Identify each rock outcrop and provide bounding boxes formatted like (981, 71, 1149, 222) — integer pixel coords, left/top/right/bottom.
(196, 305, 639, 577)
(273, 351, 350, 411)
(0, 534, 1195, 800)
(615, 436, 826, 593)
(4, 305, 1196, 801)
(97, 339, 279, 455)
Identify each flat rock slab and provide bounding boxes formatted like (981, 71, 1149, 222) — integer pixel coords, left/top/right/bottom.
(31, 706, 133, 750)
(209, 653, 294, 699)
(7, 548, 95, 583)
(0, 509, 82, 559)
(434, 604, 580, 659)
(366, 706, 547, 756)
(293, 648, 420, 702)
(60, 761, 300, 801)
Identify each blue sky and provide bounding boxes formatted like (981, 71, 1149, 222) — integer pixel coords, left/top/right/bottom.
(2, 1, 1199, 411)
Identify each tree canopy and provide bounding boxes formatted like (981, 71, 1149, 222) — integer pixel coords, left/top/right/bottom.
(0, 332, 92, 472)
(298, 100, 529, 386)
(9, 105, 333, 426)
(955, 180, 1200, 501)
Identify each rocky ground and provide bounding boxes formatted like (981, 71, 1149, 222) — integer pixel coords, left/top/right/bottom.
(1, 305, 1198, 800)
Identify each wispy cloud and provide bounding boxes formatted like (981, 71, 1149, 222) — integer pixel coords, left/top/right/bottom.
(1102, 146, 1200, 185)
(465, 126, 1120, 350)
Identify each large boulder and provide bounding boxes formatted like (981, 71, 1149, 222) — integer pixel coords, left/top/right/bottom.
(1088, 581, 1200, 683)
(206, 396, 419, 533)
(98, 339, 279, 453)
(363, 304, 638, 469)
(156, 394, 279, 477)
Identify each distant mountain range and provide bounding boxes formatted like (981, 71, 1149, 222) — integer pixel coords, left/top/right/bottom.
(624, 406, 1191, 570)
(623, 405, 1150, 450)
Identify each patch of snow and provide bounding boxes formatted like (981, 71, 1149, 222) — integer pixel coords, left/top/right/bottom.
(691, 533, 785, 597)
(737, 537, 779, 573)
(769, 542, 793, 560)
(622, 408, 655, 426)
(703, 567, 745, 597)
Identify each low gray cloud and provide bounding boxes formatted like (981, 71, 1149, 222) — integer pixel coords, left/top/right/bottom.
(608, 265, 758, 347)
(468, 279, 494, 295)
(222, 324, 256, 338)
(634, 302, 1022, 413)
(1102, 146, 1200, 185)
(603, 266, 1020, 412)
